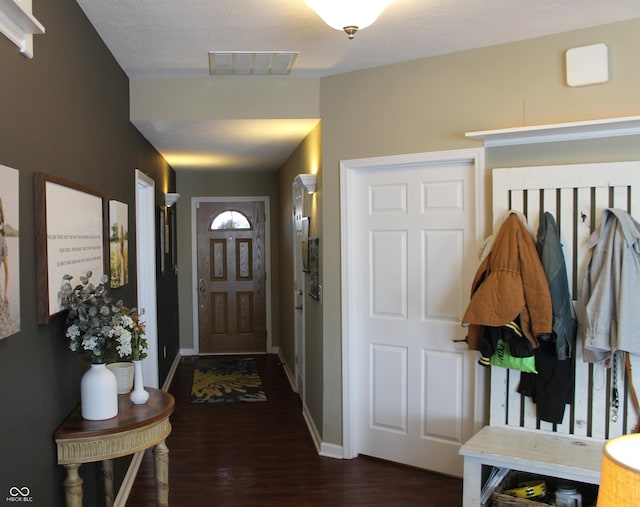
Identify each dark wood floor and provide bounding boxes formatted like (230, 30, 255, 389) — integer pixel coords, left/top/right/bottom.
(126, 354, 463, 506)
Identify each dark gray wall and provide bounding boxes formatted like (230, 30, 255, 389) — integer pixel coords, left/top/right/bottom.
(0, 1, 177, 505)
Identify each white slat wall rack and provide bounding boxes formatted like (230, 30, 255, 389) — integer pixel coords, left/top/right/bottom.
(460, 118, 640, 506)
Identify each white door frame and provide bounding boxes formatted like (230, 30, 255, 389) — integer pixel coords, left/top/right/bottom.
(135, 169, 159, 388)
(340, 148, 486, 459)
(190, 196, 273, 354)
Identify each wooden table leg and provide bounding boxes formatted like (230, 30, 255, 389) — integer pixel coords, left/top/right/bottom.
(62, 464, 83, 507)
(103, 459, 114, 507)
(154, 439, 170, 506)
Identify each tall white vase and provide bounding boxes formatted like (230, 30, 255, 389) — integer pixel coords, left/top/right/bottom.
(130, 359, 149, 404)
(81, 363, 118, 420)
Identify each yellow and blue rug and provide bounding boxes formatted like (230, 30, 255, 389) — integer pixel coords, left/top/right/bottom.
(190, 356, 267, 403)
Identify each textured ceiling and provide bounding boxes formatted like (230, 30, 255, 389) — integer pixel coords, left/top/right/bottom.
(75, 0, 640, 170)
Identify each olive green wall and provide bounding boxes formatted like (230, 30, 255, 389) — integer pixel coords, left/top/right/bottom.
(319, 19, 640, 445)
(175, 170, 280, 352)
(277, 123, 322, 430)
(0, 1, 176, 505)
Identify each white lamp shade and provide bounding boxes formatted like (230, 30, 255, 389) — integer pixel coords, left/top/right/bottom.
(597, 434, 640, 506)
(305, 0, 394, 31)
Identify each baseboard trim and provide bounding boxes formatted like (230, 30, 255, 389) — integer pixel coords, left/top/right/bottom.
(114, 352, 182, 507)
(113, 450, 144, 507)
(277, 350, 296, 392)
(302, 403, 322, 454)
(320, 442, 345, 459)
(162, 352, 181, 391)
(278, 351, 345, 460)
(301, 405, 344, 459)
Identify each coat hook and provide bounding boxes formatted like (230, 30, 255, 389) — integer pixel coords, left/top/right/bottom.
(580, 211, 588, 224)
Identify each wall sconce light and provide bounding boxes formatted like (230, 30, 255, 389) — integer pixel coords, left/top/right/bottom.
(165, 193, 180, 207)
(597, 433, 640, 505)
(295, 174, 317, 194)
(305, 0, 394, 39)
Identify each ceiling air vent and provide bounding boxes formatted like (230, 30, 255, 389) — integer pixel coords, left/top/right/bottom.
(208, 51, 298, 75)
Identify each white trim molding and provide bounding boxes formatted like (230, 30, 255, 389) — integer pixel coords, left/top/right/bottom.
(135, 170, 159, 389)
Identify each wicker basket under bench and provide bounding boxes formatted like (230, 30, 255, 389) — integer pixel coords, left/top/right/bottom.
(491, 470, 599, 507)
(459, 426, 602, 507)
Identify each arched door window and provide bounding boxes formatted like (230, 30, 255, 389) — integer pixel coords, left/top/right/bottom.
(210, 210, 252, 230)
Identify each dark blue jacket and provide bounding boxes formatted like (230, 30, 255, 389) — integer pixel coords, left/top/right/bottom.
(536, 212, 576, 360)
(517, 212, 576, 424)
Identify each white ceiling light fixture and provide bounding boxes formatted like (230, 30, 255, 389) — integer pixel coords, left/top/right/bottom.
(305, 0, 394, 39)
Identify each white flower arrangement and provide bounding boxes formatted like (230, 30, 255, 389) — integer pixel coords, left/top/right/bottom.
(111, 308, 147, 361)
(59, 271, 147, 364)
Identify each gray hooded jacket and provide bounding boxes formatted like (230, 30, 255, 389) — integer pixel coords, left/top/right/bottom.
(578, 208, 640, 363)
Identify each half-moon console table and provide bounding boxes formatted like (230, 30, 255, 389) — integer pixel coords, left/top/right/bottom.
(55, 387, 175, 507)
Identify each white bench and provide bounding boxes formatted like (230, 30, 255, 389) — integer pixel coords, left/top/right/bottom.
(459, 426, 603, 506)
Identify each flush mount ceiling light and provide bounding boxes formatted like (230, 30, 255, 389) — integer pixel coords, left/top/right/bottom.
(208, 51, 298, 75)
(305, 0, 394, 39)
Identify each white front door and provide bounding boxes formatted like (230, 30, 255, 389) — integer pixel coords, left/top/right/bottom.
(341, 149, 485, 477)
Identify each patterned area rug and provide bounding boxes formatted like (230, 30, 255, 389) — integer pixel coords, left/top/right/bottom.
(190, 356, 267, 403)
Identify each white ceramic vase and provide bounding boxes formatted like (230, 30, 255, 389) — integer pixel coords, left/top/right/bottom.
(81, 363, 118, 420)
(130, 359, 149, 404)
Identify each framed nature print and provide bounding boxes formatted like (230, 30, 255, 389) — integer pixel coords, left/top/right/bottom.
(34, 173, 105, 324)
(168, 206, 177, 271)
(301, 217, 310, 272)
(158, 207, 165, 273)
(109, 200, 128, 288)
(308, 237, 319, 301)
(0, 164, 20, 340)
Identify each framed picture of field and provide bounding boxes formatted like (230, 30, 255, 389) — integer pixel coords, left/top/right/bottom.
(109, 200, 128, 288)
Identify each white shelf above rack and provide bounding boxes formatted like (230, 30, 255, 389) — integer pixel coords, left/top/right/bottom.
(0, 0, 45, 58)
(466, 115, 640, 147)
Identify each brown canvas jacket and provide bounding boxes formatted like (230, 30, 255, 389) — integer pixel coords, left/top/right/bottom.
(462, 213, 552, 350)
